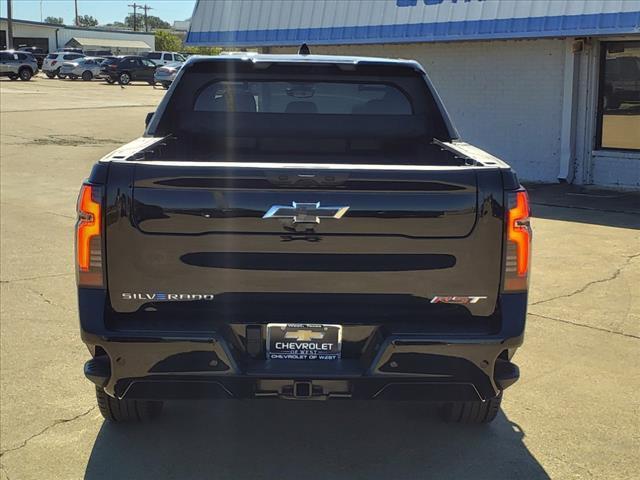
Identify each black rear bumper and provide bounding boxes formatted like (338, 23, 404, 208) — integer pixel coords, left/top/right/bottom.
(80, 291, 526, 403)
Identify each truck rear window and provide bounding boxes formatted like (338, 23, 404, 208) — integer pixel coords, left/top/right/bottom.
(193, 81, 412, 115)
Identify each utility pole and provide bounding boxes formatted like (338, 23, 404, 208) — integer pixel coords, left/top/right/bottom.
(142, 4, 153, 32)
(128, 3, 140, 31)
(6, 0, 13, 49)
(74, 0, 79, 26)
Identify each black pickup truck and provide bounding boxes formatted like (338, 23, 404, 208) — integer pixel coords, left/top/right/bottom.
(77, 53, 531, 424)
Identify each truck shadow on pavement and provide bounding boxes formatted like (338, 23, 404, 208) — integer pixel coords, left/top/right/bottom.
(84, 400, 549, 479)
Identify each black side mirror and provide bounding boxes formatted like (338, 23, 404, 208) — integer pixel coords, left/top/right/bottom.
(145, 112, 154, 127)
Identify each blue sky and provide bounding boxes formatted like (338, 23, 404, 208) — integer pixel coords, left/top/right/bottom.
(1, 0, 196, 25)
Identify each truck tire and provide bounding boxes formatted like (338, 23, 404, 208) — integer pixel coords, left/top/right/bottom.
(95, 386, 163, 423)
(440, 392, 502, 424)
(106, 77, 116, 84)
(82, 71, 93, 81)
(45, 72, 56, 79)
(68, 74, 78, 80)
(9, 74, 18, 81)
(19, 68, 33, 81)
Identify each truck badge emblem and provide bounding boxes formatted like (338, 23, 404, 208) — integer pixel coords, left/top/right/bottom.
(263, 202, 349, 224)
(284, 329, 325, 342)
(430, 296, 487, 305)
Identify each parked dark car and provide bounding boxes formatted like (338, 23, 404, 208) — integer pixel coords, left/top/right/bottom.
(102, 55, 157, 85)
(0, 50, 39, 80)
(78, 53, 531, 425)
(18, 46, 46, 68)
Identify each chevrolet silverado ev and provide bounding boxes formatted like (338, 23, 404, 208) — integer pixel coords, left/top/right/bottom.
(77, 52, 531, 424)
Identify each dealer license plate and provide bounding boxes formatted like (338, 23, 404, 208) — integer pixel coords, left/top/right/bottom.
(266, 324, 342, 360)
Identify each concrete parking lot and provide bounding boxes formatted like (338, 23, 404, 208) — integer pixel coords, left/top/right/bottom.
(1, 74, 639, 480)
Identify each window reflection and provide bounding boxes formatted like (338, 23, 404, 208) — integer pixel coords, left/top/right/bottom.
(599, 41, 640, 150)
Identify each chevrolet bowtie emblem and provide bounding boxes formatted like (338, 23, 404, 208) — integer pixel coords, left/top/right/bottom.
(263, 202, 349, 224)
(284, 329, 325, 342)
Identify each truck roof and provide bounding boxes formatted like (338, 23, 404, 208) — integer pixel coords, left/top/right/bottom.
(187, 52, 423, 70)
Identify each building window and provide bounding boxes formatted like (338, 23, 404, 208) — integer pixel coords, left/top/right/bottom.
(597, 41, 640, 151)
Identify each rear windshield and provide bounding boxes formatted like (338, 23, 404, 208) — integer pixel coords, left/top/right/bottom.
(193, 81, 412, 115)
(46, 53, 57, 59)
(146, 52, 162, 60)
(153, 61, 453, 160)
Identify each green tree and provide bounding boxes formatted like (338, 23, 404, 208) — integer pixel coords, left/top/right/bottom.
(125, 13, 170, 31)
(183, 46, 222, 56)
(102, 21, 127, 29)
(44, 16, 64, 25)
(154, 31, 182, 52)
(77, 15, 99, 27)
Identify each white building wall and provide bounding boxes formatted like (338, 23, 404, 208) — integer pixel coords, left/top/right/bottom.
(274, 39, 565, 183)
(0, 21, 155, 52)
(0, 20, 58, 51)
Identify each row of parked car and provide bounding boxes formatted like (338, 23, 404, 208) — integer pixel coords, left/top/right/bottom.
(0, 48, 184, 88)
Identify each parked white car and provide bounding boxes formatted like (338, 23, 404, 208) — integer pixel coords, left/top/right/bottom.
(59, 57, 107, 81)
(153, 61, 184, 89)
(43, 52, 85, 78)
(144, 51, 187, 66)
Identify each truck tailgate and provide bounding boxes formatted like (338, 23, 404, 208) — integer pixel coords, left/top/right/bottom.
(105, 162, 504, 316)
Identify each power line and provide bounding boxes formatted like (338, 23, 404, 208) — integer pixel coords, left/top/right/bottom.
(142, 4, 153, 32)
(128, 3, 153, 32)
(128, 3, 140, 31)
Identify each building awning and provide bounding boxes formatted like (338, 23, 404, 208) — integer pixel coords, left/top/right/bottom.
(186, 0, 640, 47)
(65, 37, 152, 50)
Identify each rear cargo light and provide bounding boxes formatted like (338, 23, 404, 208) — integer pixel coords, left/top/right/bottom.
(76, 184, 104, 287)
(503, 190, 531, 292)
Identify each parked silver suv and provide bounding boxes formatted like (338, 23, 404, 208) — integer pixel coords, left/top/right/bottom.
(43, 52, 84, 78)
(0, 50, 39, 81)
(59, 57, 106, 81)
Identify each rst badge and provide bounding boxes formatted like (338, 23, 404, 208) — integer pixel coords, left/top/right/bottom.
(121, 292, 215, 301)
(430, 296, 487, 304)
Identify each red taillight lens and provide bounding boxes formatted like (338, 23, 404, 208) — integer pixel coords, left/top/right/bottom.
(503, 190, 531, 292)
(52, 60, 57, 65)
(76, 184, 104, 287)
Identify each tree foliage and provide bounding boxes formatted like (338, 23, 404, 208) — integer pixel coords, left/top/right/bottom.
(183, 46, 222, 56)
(44, 16, 64, 25)
(125, 13, 171, 31)
(77, 15, 99, 27)
(154, 31, 222, 56)
(154, 31, 182, 52)
(102, 21, 126, 29)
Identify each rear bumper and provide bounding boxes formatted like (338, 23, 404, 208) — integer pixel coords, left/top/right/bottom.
(84, 336, 520, 402)
(80, 291, 526, 402)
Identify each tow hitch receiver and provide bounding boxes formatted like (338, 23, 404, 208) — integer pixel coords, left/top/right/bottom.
(256, 380, 351, 399)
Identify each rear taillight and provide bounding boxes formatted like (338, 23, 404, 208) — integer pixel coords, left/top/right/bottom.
(503, 190, 531, 292)
(51, 60, 57, 65)
(76, 184, 104, 287)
